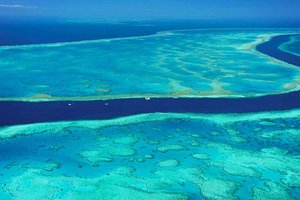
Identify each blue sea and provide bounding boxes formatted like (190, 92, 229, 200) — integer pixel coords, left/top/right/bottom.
(0, 20, 300, 200)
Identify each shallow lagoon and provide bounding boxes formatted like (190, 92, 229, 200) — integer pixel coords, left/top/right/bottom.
(1, 29, 300, 101)
(0, 110, 299, 199)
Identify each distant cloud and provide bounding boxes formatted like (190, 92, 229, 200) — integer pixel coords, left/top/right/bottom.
(0, 4, 37, 9)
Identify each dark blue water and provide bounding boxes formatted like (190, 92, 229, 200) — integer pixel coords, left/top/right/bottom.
(0, 20, 216, 46)
(256, 34, 300, 66)
(0, 21, 157, 46)
(1, 89, 300, 126)
(1, 19, 300, 46)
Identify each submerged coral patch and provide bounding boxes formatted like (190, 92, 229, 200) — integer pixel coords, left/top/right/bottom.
(192, 153, 210, 160)
(157, 144, 187, 153)
(80, 150, 113, 163)
(0, 110, 300, 199)
(156, 159, 180, 167)
(200, 179, 240, 200)
(2, 167, 189, 200)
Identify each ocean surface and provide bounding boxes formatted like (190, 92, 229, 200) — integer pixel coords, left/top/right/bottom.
(1, 19, 299, 46)
(0, 21, 300, 200)
(1, 29, 300, 100)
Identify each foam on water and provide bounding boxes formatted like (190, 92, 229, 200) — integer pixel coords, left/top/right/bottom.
(1, 29, 300, 101)
(0, 110, 300, 199)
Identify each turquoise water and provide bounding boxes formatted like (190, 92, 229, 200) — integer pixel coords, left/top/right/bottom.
(0, 110, 300, 199)
(1, 29, 300, 101)
(1, 28, 300, 200)
(280, 35, 300, 56)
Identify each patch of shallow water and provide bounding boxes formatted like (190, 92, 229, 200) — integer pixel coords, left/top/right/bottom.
(1, 29, 300, 101)
(0, 110, 300, 199)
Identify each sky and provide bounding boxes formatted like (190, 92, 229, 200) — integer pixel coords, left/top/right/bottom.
(0, 0, 300, 21)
